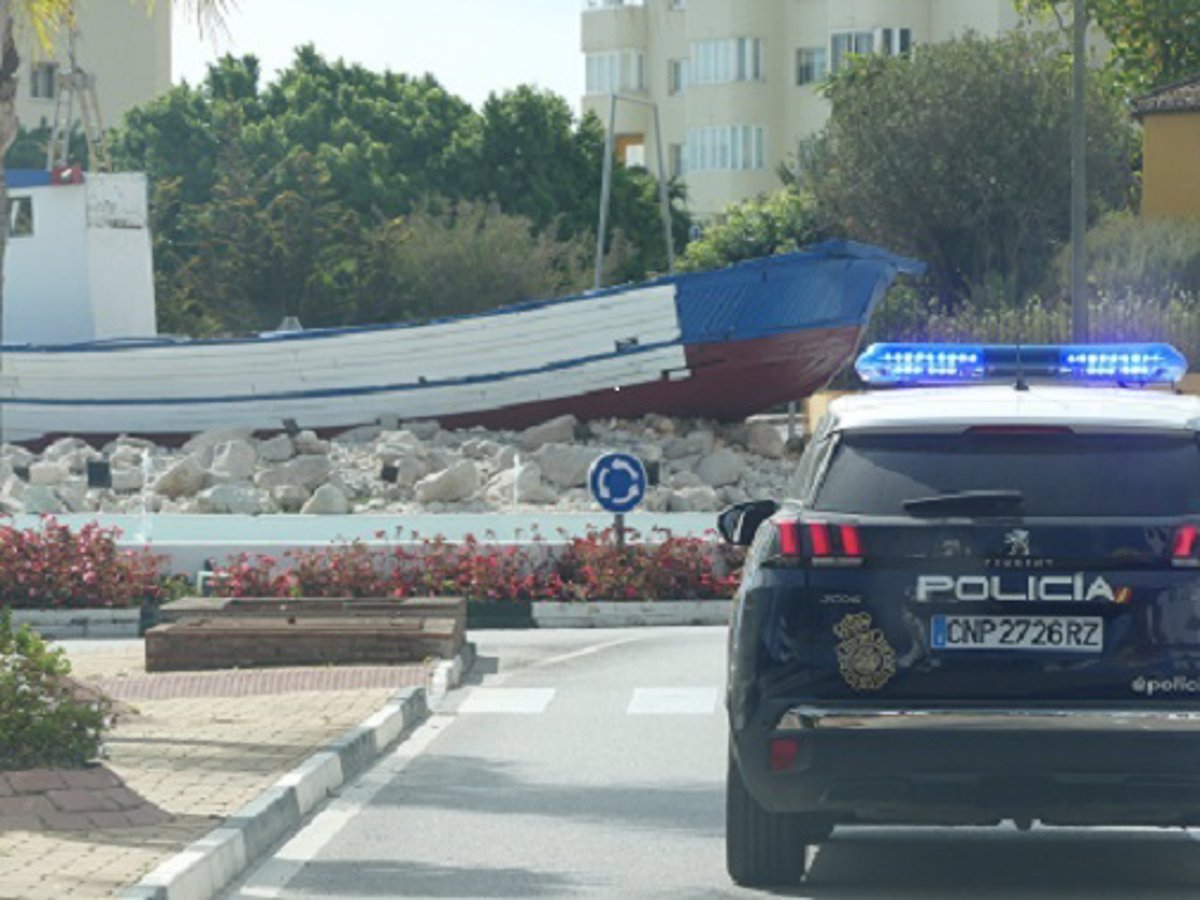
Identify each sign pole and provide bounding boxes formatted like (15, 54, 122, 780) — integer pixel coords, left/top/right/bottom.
(615, 513, 626, 552)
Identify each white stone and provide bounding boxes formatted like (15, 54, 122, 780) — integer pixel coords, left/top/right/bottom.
(110, 466, 145, 493)
(494, 446, 518, 470)
(1, 474, 25, 501)
(271, 485, 310, 513)
(402, 420, 441, 441)
(209, 440, 259, 483)
(517, 415, 578, 451)
(1, 445, 34, 469)
(462, 438, 502, 460)
(388, 455, 428, 489)
(255, 455, 333, 492)
(195, 483, 264, 515)
(486, 462, 557, 506)
(28, 461, 69, 486)
(22, 485, 66, 514)
(109, 445, 145, 470)
(184, 428, 255, 455)
(258, 434, 296, 464)
(746, 422, 786, 459)
(377, 431, 425, 463)
(58, 478, 88, 512)
(153, 457, 208, 499)
(664, 430, 715, 460)
(301, 483, 352, 515)
(414, 460, 480, 504)
(532, 443, 599, 489)
(667, 486, 721, 512)
(294, 430, 331, 455)
(670, 470, 705, 489)
(334, 424, 383, 445)
(696, 449, 746, 488)
(42, 437, 89, 461)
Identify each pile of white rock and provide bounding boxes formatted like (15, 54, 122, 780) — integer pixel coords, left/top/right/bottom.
(0, 413, 804, 516)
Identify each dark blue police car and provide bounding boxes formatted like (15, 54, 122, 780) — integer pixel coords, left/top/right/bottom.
(720, 343, 1200, 887)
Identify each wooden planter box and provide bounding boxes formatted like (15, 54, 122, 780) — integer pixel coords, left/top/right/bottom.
(148, 596, 466, 672)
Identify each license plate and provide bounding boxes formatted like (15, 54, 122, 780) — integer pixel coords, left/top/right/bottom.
(931, 615, 1103, 653)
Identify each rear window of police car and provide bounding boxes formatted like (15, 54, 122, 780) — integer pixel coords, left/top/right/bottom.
(811, 431, 1200, 518)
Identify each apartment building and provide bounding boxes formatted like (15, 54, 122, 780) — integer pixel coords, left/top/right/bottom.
(581, 0, 1025, 217)
(17, 1, 171, 138)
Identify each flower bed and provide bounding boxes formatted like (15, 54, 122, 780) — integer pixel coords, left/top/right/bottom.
(210, 528, 744, 603)
(0, 519, 164, 610)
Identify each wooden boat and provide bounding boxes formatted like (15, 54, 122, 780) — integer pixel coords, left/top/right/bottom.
(0, 171, 921, 444)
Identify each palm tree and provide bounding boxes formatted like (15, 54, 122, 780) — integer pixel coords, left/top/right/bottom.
(0, 0, 230, 312)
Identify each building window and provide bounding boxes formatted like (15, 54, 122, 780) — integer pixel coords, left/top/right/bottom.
(690, 38, 765, 86)
(830, 31, 873, 73)
(878, 27, 913, 56)
(9, 197, 34, 238)
(668, 59, 689, 95)
(586, 50, 646, 95)
(30, 62, 57, 100)
(796, 47, 828, 85)
(686, 125, 766, 172)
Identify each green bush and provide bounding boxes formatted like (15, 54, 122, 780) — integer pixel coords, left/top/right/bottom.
(0, 610, 108, 771)
(869, 285, 1200, 367)
(1055, 212, 1200, 299)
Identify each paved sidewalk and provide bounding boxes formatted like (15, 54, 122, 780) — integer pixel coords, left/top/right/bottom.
(0, 643, 430, 900)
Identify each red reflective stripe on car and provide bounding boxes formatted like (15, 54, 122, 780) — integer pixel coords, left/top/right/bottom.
(808, 523, 832, 557)
(778, 520, 802, 557)
(840, 524, 864, 558)
(1173, 525, 1199, 559)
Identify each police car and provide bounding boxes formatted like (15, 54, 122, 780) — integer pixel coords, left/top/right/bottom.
(720, 342, 1200, 887)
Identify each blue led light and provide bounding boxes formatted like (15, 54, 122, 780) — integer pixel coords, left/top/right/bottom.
(856, 343, 1188, 386)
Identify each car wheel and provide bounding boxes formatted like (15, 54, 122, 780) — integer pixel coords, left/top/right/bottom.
(726, 751, 813, 887)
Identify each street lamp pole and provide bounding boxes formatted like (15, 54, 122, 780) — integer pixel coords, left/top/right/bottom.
(1070, 0, 1088, 341)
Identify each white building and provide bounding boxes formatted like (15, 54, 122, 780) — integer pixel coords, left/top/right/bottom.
(17, 0, 171, 135)
(4, 171, 157, 345)
(581, 0, 1027, 217)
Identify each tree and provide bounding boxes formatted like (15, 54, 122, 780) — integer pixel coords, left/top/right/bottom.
(678, 190, 824, 272)
(0, 1, 228, 313)
(111, 51, 690, 335)
(1017, 0, 1200, 94)
(804, 31, 1136, 302)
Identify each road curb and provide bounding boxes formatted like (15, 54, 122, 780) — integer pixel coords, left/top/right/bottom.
(531, 600, 731, 628)
(119, 643, 475, 900)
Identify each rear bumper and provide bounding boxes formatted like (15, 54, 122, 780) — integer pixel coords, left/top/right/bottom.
(735, 705, 1200, 827)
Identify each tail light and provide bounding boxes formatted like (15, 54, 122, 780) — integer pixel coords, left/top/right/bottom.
(1173, 525, 1200, 568)
(772, 517, 865, 567)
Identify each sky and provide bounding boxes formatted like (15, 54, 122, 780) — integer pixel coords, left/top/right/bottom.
(172, 0, 584, 110)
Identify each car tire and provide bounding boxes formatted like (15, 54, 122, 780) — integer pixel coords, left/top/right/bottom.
(726, 751, 812, 887)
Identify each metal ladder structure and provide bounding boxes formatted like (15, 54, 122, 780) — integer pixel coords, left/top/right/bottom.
(45, 20, 112, 173)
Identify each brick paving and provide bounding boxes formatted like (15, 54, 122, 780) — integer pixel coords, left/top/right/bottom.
(0, 643, 432, 899)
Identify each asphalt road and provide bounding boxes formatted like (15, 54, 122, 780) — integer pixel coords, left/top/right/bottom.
(226, 627, 1200, 899)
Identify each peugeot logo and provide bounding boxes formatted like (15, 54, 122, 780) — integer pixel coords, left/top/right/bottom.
(1004, 529, 1032, 558)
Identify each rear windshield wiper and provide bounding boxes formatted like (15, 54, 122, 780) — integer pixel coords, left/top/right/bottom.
(902, 490, 1025, 517)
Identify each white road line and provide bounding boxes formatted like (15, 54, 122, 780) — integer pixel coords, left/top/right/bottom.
(228, 713, 455, 899)
(457, 687, 557, 714)
(627, 687, 720, 715)
(483, 634, 649, 687)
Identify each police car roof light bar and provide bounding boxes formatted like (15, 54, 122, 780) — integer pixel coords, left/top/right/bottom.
(855, 342, 1188, 387)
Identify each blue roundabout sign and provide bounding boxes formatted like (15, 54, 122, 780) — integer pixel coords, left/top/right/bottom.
(588, 452, 648, 514)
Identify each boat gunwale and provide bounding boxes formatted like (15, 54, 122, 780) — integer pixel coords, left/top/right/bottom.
(0, 241, 922, 355)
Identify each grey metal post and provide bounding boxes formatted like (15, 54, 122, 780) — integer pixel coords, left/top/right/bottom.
(652, 103, 675, 275)
(1070, 0, 1088, 341)
(615, 513, 626, 551)
(594, 93, 618, 291)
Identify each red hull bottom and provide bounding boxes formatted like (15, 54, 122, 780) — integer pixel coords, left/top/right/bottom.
(29, 326, 862, 449)
(438, 326, 862, 430)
